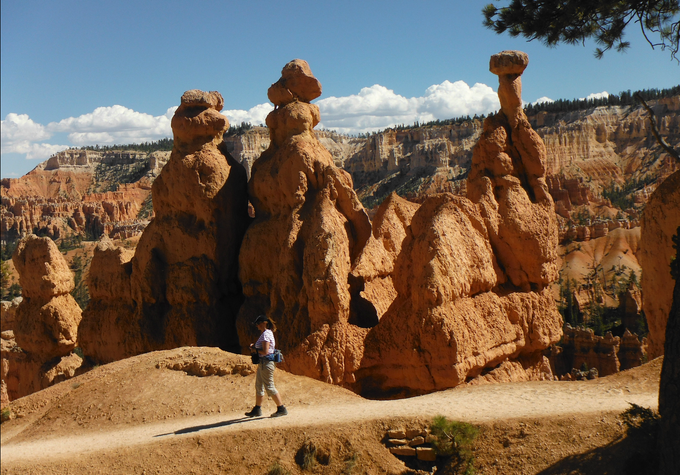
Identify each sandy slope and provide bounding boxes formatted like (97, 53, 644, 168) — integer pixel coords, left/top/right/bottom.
(0, 348, 662, 474)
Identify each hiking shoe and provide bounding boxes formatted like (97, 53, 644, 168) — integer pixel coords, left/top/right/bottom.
(270, 406, 288, 417)
(245, 406, 262, 417)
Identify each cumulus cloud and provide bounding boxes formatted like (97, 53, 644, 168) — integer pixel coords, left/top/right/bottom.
(47, 105, 174, 146)
(2, 79, 503, 168)
(316, 80, 499, 134)
(1, 113, 70, 160)
(1, 113, 50, 143)
(222, 103, 273, 127)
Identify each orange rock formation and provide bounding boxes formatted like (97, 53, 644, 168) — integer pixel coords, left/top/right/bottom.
(236, 60, 373, 385)
(1, 235, 83, 404)
(79, 90, 250, 363)
(355, 51, 562, 396)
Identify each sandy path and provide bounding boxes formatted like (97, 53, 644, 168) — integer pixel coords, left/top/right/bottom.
(0, 378, 657, 465)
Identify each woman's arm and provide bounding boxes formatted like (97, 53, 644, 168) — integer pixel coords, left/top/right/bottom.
(258, 341, 270, 356)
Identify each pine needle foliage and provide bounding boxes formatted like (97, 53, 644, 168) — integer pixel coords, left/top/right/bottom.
(430, 415, 479, 473)
(483, 0, 680, 61)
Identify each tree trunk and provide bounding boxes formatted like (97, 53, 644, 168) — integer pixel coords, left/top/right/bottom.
(658, 226, 680, 474)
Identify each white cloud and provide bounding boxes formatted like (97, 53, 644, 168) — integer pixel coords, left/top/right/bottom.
(1, 113, 50, 142)
(2, 79, 504, 167)
(222, 103, 273, 127)
(316, 81, 499, 134)
(47, 105, 173, 145)
(1, 113, 70, 160)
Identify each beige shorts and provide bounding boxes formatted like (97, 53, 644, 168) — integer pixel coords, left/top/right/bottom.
(255, 360, 278, 397)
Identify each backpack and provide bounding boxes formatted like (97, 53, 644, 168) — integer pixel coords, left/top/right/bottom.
(272, 349, 284, 363)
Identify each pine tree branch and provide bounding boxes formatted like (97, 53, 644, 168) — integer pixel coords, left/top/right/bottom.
(634, 92, 680, 163)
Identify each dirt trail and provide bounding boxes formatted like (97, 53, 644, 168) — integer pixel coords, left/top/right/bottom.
(0, 349, 662, 474)
(1, 375, 658, 465)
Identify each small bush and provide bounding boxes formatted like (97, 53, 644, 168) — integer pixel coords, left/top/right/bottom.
(1, 407, 11, 423)
(430, 415, 479, 474)
(621, 403, 660, 439)
(266, 461, 291, 475)
(295, 440, 317, 470)
(342, 451, 359, 474)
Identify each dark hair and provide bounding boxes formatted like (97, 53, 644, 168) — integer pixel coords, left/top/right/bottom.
(254, 315, 277, 332)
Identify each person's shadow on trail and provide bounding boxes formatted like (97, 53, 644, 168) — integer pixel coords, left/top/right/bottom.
(154, 417, 264, 437)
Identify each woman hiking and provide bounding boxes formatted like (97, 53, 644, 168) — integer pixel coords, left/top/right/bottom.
(245, 315, 288, 418)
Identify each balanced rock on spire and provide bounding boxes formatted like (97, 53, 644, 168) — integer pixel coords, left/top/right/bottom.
(237, 60, 372, 385)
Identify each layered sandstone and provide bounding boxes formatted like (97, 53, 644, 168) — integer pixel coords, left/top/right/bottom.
(533, 96, 680, 181)
(1, 235, 83, 404)
(640, 170, 680, 358)
(79, 90, 250, 363)
(236, 60, 373, 385)
(0, 150, 169, 242)
(223, 126, 366, 179)
(354, 52, 563, 396)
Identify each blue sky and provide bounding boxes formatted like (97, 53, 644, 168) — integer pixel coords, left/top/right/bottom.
(2, 0, 678, 178)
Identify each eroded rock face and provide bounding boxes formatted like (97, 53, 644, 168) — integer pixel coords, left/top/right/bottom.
(355, 193, 561, 396)
(351, 193, 420, 320)
(79, 236, 138, 362)
(236, 60, 373, 384)
(354, 51, 562, 396)
(0, 150, 169, 242)
(468, 51, 558, 289)
(12, 235, 81, 360)
(79, 90, 250, 363)
(2, 236, 83, 404)
(640, 170, 680, 358)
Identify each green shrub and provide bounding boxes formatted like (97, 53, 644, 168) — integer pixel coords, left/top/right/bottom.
(1, 407, 11, 423)
(430, 416, 479, 474)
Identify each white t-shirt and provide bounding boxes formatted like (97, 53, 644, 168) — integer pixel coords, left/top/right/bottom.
(255, 329, 275, 355)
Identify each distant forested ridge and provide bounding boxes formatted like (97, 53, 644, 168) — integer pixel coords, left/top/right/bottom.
(524, 85, 680, 115)
(79, 137, 173, 153)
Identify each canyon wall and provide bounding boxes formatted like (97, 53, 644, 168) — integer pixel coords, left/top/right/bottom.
(2, 95, 677, 246)
(640, 170, 680, 358)
(1, 150, 168, 241)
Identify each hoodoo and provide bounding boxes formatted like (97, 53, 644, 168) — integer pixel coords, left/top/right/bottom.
(355, 51, 563, 396)
(79, 90, 250, 362)
(6, 235, 83, 400)
(236, 60, 373, 385)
